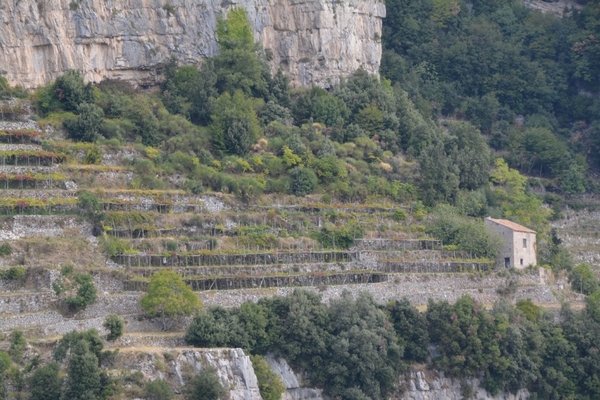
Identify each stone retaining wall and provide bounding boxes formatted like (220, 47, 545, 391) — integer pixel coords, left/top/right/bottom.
(0, 270, 565, 336)
(0, 291, 56, 314)
(125, 272, 388, 291)
(112, 251, 358, 267)
(353, 239, 442, 251)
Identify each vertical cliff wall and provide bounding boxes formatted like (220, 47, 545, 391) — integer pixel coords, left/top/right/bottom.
(0, 0, 385, 89)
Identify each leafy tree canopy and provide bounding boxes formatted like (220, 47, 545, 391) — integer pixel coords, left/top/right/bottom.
(141, 270, 202, 330)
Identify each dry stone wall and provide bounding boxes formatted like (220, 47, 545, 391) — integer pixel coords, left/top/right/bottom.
(0, 270, 565, 335)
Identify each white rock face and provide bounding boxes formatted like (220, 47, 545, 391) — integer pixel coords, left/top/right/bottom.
(265, 355, 324, 400)
(401, 370, 530, 400)
(111, 348, 262, 400)
(0, 0, 385, 89)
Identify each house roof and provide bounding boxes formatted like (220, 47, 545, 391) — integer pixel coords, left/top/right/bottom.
(485, 217, 536, 234)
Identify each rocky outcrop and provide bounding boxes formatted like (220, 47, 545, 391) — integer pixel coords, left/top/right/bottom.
(265, 355, 324, 400)
(400, 370, 529, 400)
(263, 357, 531, 400)
(111, 348, 262, 400)
(0, 0, 385, 89)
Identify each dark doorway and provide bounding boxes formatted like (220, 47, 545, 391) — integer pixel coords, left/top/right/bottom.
(504, 257, 510, 268)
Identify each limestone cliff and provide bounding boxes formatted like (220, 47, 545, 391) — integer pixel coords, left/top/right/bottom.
(110, 348, 262, 400)
(0, 0, 385, 89)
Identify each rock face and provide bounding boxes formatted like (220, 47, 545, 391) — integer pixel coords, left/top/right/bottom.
(263, 357, 531, 400)
(265, 355, 324, 400)
(0, 0, 385, 89)
(400, 370, 530, 400)
(112, 348, 262, 400)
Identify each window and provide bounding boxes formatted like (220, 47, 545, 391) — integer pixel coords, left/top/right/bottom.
(520, 259, 523, 266)
(523, 238, 527, 248)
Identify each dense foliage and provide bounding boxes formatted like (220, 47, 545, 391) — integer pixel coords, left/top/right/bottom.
(185, 289, 600, 399)
(52, 267, 98, 311)
(28, 6, 598, 261)
(140, 269, 202, 330)
(382, 0, 600, 192)
(0, 327, 222, 400)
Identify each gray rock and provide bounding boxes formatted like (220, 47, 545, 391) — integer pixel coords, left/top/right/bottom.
(0, 0, 384, 89)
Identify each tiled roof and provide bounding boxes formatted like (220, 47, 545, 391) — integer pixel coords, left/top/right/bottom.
(485, 217, 536, 233)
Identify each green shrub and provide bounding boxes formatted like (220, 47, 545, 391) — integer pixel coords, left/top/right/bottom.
(9, 330, 26, 363)
(64, 103, 105, 142)
(103, 314, 125, 342)
(0, 351, 11, 374)
(166, 240, 179, 252)
(315, 224, 363, 249)
(250, 355, 285, 400)
(569, 263, 599, 295)
(65, 274, 97, 310)
(145, 379, 174, 400)
(5, 266, 26, 280)
(83, 145, 103, 164)
(516, 299, 540, 322)
(53, 70, 94, 112)
(61, 264, 75, 275)
(29, 363, 61, 400)
(0, 243, 12, 256)
(101, 236, 133, 257)
(426, 206, 502, 259)
(289, 167, 318, 196)
(54, 271, 97, 310)
(393, 209, 406, 221)
(185, 367, 226, 400)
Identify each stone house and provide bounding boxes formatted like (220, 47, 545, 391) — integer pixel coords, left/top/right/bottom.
(484, 217, 536, 269)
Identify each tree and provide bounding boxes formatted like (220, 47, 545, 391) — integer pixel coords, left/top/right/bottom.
(489, 158, 552, 232)
(185, 307, 238, 348)
(126, 98, 160, 146)
(214, 8, 266, 97)
(445, 122, 491, 190)
(216, 8, 254, 52)
(289, 167, 318, 196)
(185, 367, 226, 400)
(223, 113, 254, 156)
(141, 270, 201, 330)
(54, 70, 94, 112)
(310, 94, 350, 127)
(64, 103, 104, 142)
(426, 205, 502, 258)
(559, 163, 586, 194)
(387, 298, 429, 362)
(53, 329, 105, 363)
(103, 314, 125, 342)
(63, 273, 97, 310)
(145, 379, 174, 400)
(210, 91, 260, 156)
(569, 263, 599, 295)
(9, 330, 26, 363)
(250, 355, 285, 400)
(354, 103, 384, 134)
(30, 363, 62, 400)
(323, 292, 404, 399)
(62, 340, 103, 400)
(0, 351, 11, 375)
(419, 142, 459, 205)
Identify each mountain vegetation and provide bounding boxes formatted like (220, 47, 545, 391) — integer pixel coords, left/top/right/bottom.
(2, 1, 600, 399)
(184, 289, 600, 399)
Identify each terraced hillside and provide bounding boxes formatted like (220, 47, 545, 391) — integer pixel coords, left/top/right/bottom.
(0, 103, 579, 342)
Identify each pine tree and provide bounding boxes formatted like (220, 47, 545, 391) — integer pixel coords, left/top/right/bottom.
(62, 341, 102, 400)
